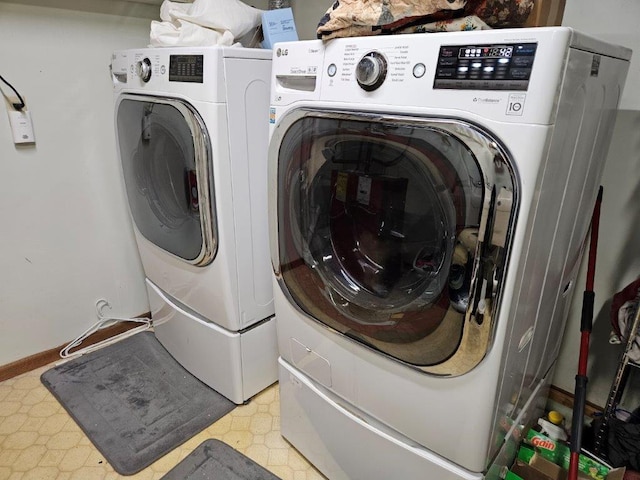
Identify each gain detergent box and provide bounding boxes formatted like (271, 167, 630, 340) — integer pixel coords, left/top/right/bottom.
(525, 429, 610, 480)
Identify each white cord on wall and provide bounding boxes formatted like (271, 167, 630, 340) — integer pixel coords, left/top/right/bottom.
(58, 299, 152, 361)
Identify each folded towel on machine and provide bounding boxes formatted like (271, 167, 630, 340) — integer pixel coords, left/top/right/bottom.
(150, 0, 263, 47)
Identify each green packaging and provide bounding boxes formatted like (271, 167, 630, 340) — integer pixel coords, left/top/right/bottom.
(525, 429, 610, 480)
(505, 471, 525, 480)
(517, 445, 535, 464)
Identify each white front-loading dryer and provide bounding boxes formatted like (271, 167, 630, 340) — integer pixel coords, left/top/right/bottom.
(268, 28, 630, 478)
(112, 46, 277, 404)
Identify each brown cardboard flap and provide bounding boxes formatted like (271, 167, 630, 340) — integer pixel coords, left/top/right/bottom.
(512, 460, 556, 480)
(605, 468, 626, 480)
(530, 455, 567, 480)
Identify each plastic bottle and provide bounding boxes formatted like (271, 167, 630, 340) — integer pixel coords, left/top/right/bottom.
(537, 410, 568, 442)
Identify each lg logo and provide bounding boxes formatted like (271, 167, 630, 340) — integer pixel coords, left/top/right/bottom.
(276, 48, 289, 57)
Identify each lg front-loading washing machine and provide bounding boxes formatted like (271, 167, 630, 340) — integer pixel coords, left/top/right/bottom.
(111, 46, 276, 404)
(268, 28, 630, 478)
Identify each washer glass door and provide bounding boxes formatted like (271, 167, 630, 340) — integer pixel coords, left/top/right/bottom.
(116, 95, 217, 266)
(273, 110, 518, 376)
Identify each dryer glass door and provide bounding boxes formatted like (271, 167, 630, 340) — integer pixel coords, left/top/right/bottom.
(116, 95, 217, 266)
(273, 110, 517, 376)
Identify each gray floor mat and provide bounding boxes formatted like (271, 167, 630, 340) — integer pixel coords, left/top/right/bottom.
(40, 331, 235, 475)
(161, 439, 281, 480)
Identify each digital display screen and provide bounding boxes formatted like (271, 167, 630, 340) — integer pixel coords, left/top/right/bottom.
(459, 46, 514, 59)
(169, 55, 204, 83)
(434, 42, 536, 91)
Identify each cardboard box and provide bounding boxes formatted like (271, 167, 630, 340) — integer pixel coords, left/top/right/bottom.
(512, 455, 566, 480)
(525, 429, 613, 480)
(511, 453, 625, 480)
(513, 434, 626, 480)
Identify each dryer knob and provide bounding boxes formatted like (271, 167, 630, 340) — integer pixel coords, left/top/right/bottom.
(356, 52, 387, 91)
(136, 58, 152, 83)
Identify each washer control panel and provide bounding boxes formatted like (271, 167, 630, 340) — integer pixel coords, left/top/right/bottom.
(434, 43, 537, 91)
(324, 42, 415, 89)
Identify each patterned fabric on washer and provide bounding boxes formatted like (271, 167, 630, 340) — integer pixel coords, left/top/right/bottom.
(316, 0, 534, 40)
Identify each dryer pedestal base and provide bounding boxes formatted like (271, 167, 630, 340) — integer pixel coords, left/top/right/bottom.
(148, 279, 278, 404)
(278, 358, 483, 480)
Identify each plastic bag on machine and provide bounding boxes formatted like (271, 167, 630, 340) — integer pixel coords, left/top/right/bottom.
(150, 0, 264, 47)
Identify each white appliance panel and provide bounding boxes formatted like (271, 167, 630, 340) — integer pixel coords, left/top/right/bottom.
(148, 279, 278, 405)
(269, 27, 630, 478)
(224, 57, 275, 326)
(148, 279, 243, 402)
(112, 46, 271, 102)
(269, 111, 553, 468)
(316, 28, 568, 125)
(491, 43, 629, 432)
(279, 358, 484, 480)
(274, 286, 500, 471)
(114, 46, 277, 403)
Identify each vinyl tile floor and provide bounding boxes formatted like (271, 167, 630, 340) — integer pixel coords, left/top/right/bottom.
(0, 361, 327, 480)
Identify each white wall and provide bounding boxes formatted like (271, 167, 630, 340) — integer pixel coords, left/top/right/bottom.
(0, 0, 292, 368)
(0, 2, 152, 366)
(554, 0, 640, 408)
(289, 1, 329, 40)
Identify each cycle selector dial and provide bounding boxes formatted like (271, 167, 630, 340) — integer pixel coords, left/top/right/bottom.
(356, 52, 387, 91)
(136, 58, 152, 82)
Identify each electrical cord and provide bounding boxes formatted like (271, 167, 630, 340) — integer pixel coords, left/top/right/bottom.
(0, 74, 26, 111)
(58, 299, 152, 361)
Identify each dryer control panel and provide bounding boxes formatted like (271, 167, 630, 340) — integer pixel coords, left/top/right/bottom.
(169, 54, 204, 83)
(434, 42, 537, 91)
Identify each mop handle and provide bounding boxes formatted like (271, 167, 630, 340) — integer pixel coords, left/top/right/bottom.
(568, 186, 603, 480)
